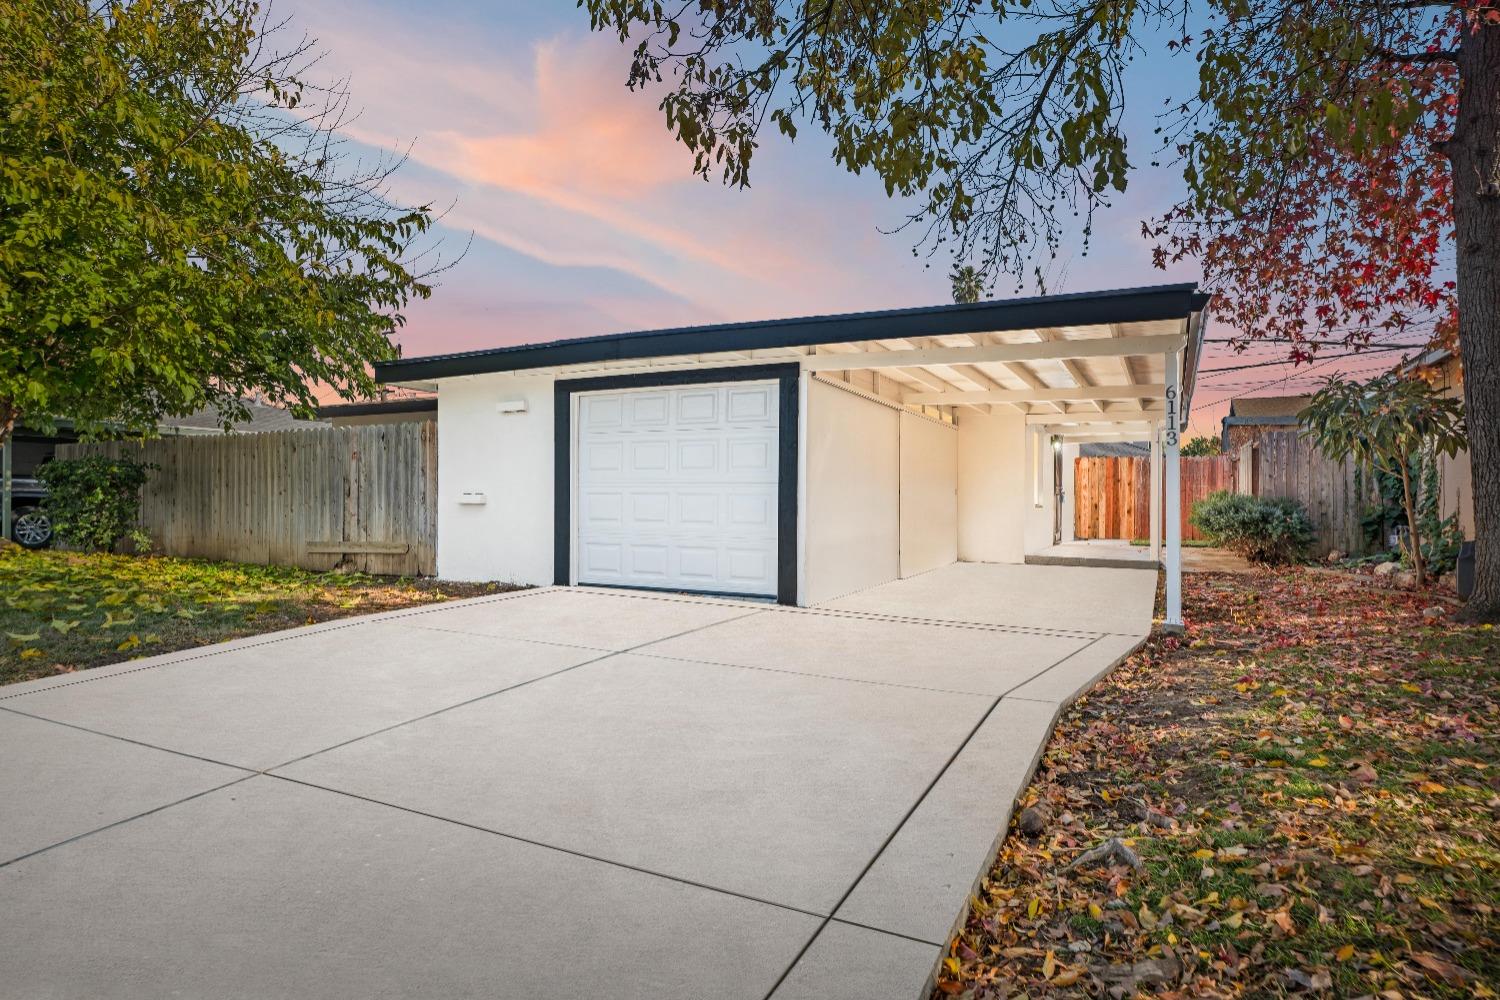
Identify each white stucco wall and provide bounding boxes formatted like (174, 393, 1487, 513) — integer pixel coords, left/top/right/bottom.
(898, 410, 958, 577)
(802, 379, 901, 604)
(956, 408, 1029, 563)
(432, 364, 1025, 595)
(436, 372, 556, 585)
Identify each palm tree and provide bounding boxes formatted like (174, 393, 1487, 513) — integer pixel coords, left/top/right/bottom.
(950, 264, 983, 304)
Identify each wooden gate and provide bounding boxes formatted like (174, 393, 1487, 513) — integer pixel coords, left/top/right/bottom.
(1073, 455, 1237, 542)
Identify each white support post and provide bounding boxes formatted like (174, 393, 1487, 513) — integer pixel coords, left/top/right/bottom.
(1149, 431, 1162, 564)
(1163, 352, 1183, 631)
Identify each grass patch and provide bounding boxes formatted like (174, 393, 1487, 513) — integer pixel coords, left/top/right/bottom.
(1, 547, 516, 686)
(935, 569, 1498, 998)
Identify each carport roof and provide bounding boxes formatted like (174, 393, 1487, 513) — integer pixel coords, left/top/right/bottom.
(376, 284, 1208, 381)
(377, 283, 1209, 426)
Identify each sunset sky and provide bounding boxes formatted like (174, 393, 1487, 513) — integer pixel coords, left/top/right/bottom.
(284, 0, 1414, 437)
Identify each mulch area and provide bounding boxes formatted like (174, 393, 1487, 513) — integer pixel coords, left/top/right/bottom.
(934, 568, 1498, 998)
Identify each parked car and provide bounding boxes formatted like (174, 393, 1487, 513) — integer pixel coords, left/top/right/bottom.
(7, 476, 53, 548)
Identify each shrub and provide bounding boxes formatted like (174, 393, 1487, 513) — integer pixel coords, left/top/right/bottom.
(37, 455, 153, 552)
(1189, 491, 1314, 565)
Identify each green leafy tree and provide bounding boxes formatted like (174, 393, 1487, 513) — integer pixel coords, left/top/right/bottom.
(0, 0, 443, 443)
(1181, 435, 1222, 457)
(576, 2, 1500, 620)
(1302, 374, 1467, 587)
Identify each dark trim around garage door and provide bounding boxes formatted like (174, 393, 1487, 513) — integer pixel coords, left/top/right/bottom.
(553, 363, 801, 606)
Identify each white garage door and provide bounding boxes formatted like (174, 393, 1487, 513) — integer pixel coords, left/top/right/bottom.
(575, 381, 780, 597)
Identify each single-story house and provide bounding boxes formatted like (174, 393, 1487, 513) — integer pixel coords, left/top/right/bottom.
(158, 399, 318, 435)
(1219, 394, 1312, 453)
(317, 396, 437, 427)
(1078, 441, 1151, 458)
(374, 284, 1209, 627)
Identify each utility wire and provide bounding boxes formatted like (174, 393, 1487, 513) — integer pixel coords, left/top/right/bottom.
(1197, 344, 1421, 375)
(1192, 327, 1419, 415)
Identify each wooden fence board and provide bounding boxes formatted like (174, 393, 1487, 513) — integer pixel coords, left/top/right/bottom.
(58, 423, 438, 576)
(1250, 430, 1370, 557)
(1074, 434, 1373, 556)
(1074, 455, 1236, 542)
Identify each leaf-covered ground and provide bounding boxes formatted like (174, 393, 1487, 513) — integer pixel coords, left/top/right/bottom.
(935, 569, 1498, 999)
(1, 547, 514, 686)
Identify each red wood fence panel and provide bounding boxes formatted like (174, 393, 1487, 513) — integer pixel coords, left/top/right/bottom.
(1073, 455, 1237, 541)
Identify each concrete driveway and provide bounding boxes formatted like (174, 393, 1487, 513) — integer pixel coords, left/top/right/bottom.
(0, 563, 1155, 1000)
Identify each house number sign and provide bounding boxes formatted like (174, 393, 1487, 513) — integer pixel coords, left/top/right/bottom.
(1164, 385, 1179, 448)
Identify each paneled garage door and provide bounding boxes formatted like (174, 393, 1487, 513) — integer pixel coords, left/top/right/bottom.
(575, 382, 780, 597)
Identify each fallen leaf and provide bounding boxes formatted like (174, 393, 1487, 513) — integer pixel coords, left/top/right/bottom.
(1409, 951, 1473, 985)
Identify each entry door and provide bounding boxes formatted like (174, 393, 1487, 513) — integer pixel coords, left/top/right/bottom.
(575, 382, 779, 597)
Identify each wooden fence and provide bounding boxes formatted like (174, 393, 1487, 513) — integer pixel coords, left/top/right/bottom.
(1073, 455, 1237, 542)
(1073, 435, 1373, 557)
(59, 422, 438, 576)
(1241, 430, 1371, 557)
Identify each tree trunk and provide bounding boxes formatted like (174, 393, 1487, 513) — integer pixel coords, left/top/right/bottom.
(1401, 461, 1426, 587)
(1451, 13, 1500, 622)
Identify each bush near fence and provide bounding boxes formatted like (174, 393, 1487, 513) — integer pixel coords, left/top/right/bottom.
(57, 423, 437, 576)
(1073, 434, 1374, 558)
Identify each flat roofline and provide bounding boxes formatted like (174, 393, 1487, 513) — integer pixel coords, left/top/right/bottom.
(376, 283, 1210, 384)
(316, 397, 437, 418)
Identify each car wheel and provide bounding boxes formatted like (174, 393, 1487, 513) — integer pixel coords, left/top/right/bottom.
(12, 508, 53, 549)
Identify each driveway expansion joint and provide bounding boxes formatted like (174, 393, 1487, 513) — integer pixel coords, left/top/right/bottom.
(265, 771, 828, 922)
(0, 773, 258, 870)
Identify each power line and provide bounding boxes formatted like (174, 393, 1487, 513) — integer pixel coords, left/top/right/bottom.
(1196, 344, 1421, 375)
(1191, 327, 1418, 414)
(1203, 337, 1431, 347)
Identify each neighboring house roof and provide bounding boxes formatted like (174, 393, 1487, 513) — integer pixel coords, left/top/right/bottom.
(158, 400, 319, 435)
(1225, 395, 1312, 420)
(374, 284, 1210, 384)
(1220, 395, 1312, 450)
(1079, 442, 1151, 458)
(316, 397, 437, 420)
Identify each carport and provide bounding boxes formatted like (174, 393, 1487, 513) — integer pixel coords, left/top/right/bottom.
(377, 284, 1207, 629)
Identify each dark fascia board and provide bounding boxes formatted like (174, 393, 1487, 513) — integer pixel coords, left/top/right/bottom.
(1179, 305, 1209, 431)
(376, 283, 1210, 384)
(316, 398, 438, 418)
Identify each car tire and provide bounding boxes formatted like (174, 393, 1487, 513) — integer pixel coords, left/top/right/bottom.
(11, 508, 53, 549)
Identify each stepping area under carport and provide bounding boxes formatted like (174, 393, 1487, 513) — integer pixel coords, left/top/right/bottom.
(0, 562, 1155, 1000)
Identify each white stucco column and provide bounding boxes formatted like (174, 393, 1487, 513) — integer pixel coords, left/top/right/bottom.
(1163, 351, 1183, 630)
(1149, 431, 1162, 563)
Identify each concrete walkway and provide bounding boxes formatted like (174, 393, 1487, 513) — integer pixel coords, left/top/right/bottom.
(0, 563, 1155, 1000)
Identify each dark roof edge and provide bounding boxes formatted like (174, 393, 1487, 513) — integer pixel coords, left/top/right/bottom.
(317, 397, 437, 418)
(377, 283, 1208, 384)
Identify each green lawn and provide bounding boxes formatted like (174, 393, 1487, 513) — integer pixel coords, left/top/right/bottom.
(936, 568, 1498, 998)
(1, 546, 513, 686)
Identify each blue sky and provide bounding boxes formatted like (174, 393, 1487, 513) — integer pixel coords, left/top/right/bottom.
(283, 0, 1403, 436)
